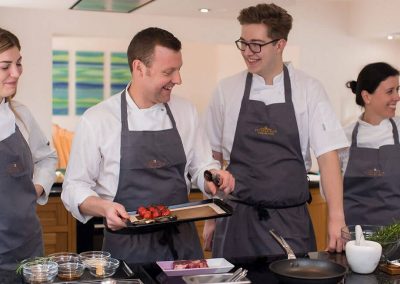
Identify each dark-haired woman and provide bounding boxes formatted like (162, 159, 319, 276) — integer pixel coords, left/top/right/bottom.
(341, 62, 400, 225)
(0, 28, 57, 270)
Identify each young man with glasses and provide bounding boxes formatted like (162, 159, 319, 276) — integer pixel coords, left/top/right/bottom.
(203, 3, 349, 258)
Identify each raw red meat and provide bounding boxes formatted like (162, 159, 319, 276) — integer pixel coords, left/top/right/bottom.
(173, 259, 209, 270)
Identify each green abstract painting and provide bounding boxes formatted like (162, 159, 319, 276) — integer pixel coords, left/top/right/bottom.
(52, 50, 69, 115)
(110, 52, 131, 95)
(75, 51, 104, 115)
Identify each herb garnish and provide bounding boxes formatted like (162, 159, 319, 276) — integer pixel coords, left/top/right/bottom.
(368, 222, 400, 244)
(15, 257, 52, 275)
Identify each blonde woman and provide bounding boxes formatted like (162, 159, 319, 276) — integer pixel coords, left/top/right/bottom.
(0, 28, 57, 270)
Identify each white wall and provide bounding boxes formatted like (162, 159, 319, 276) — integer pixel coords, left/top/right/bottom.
(1, 1, 400, 140)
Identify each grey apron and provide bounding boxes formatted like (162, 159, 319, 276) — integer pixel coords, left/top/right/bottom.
(102, 91, 203, 263)
(344, 119, 400, 225)
(213, 65, 315, 258)
(0, 126, 43, 270)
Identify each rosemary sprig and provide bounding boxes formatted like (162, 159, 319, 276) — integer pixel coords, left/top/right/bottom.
(15, 257, 52, 275)
(367, 221, 400, 244)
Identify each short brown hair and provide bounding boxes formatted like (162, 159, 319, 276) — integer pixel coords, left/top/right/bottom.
(127, 27, 181, 72)
(0, 28, 23, 123)
(238, 3, 292, 40)
(0, 28, 21, 53)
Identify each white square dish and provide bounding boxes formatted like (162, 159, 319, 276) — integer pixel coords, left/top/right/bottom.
(156, 258, 234, 277)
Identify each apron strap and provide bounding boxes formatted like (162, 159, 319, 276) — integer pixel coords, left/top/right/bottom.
(283, 64, 292, 102)
(389, 118, 399, 145)
(121, 90, 129, 132)
(351, 122, 360, 147)
(231, 198, 309, 221)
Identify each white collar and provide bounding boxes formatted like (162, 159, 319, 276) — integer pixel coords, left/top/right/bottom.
(0, 99, 16, 141)
(357, 114, 390, 127)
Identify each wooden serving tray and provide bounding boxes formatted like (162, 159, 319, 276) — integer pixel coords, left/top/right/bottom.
(122, 199, 232, 233)
(379, 263, 400, 275)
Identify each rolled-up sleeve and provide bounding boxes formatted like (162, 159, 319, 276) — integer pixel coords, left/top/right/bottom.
(61, 116, 103, 223)
(308, 82, 349, 158)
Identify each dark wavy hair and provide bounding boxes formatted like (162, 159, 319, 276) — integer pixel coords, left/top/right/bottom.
(346, 62, 399, 107)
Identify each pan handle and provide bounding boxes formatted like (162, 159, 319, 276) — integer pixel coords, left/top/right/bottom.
(269, 229, 296, 259)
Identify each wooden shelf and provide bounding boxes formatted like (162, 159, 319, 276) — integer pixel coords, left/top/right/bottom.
(308, 187, 328, 251)
(36, 196, 76, 255)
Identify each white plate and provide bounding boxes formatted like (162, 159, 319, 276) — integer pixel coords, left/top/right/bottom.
(156, 258, 234, 277)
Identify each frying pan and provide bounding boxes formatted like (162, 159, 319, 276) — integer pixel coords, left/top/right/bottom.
(268, 229, 347, 284)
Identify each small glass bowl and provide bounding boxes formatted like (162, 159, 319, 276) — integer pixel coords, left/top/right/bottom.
(79, 251, 111, 268)
(57, 261, 85, 281)
(48, 252, 79, 263)
(22, 259, 58, 283)
(341, 225, 383, 243)
(86, 257, 120, 278)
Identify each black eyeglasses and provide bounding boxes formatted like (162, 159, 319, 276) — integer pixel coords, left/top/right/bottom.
(235, 39, 280, 53)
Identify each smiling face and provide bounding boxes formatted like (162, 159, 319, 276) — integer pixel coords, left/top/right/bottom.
(0, 46, 22, 100)
(239, 23, 284, 81)
(363, 75, 400, 124)
(133, 45, 182, 108)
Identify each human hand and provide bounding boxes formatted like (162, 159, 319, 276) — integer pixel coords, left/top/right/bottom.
(34, 184, 44, 199)
(204, 169, 235, 196)
(326, 217, 346, 253)
(104, 202, 130, 231)
(203, 219, 216, 251)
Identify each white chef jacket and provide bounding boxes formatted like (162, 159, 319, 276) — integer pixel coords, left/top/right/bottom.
(339, 116, 400, 174)
(62, 89, 220, 223)
(205, 63, 349, 170)
(0, 99, 57, 205)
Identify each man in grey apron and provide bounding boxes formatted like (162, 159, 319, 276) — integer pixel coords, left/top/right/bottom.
(0, 126, 43, 270)
(102, 90, 203, 263)
(62, 27, 235, 264)
(344, 119, 400, 225)
(213, 66, 316, 257)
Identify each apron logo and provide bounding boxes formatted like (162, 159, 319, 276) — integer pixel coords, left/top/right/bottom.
(255, 126, 277, 136)
(6, 162, 23, 175)
(146, 159, 167, 169)
(365, 168, 385, 177)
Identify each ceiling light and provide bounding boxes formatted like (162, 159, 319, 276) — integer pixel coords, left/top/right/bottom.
(387, 32, 400, 40)
(71, 0, 155, 13)
(199, 8, 210, 13)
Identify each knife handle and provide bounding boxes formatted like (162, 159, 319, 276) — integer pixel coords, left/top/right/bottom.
(204, 170, 221, 186)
